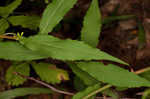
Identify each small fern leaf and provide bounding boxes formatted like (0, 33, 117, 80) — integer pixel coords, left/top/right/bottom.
(8, 15, 40, 30)
(5, 63, 30, 86)
(22, 35, 128, 65)
(0, 87, 52, 99)
(81, 0, 101, 47)
(77, 62, 150, 88)
(32, 63, 69, 84)
(39, 0, 77, 34)
(0, 0, 22, 18)
(73, 83, 101, 99)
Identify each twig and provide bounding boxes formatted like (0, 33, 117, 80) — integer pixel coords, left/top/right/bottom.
(13, 72, 74, 96)
(14, 66, 150, 98)
(0, 35, 17, 40)
(135, 67, 150, 74)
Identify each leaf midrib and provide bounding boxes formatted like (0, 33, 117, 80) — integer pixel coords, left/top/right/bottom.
(33, 40, 106, 58)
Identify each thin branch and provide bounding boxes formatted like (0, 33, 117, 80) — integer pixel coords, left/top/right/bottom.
(13, 72, 74, 96)
(14, 66, 150, 98)
(135, 67, 150, 74)
(0, 35, 17, 40)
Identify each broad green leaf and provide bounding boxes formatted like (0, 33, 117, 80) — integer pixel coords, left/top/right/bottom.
(8, 15, 40, 30)
(5, 63, 30, 86)
(0, 87, 52, 99)
(81, 0, 101, 47)
(0, 18, 9, 34)
(39, 0, 77, 34)
(73, 83, 101, 99)
(0, 0, 22, 18)
(77, 62, 150, 87)
(0, 42, 48, 61)
(140, 70, 150, 81)
(32, 62, 69, 84)
(22, 35, 128, 65)
(67, 62, 99, 86)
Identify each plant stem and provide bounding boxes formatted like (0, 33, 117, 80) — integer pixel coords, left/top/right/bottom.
(135, 67, 150, 74)
(13, 72, 74, 96)
(83, 84, 112, 99)
(0, 35, 17, 40)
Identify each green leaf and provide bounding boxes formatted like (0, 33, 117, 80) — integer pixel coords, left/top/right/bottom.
(67, 62, 99, 86)
(5, 63, 30, 86)
(81, 0, 101, 47)
(22, 35, 128, 65)
(0, 18, 9, 34)
(8, 15, 40, 30)
(102, 15, 135, 24)
(39, 0, 77, 34)
(138, 21, 146, 49)
(103, 89, 119, 99)
(140, 70, 150, 81)
(32, 62, 69, 84)
(0, 42, 48, 61)
(74, 76, 87, 91)
(0, 0, 22, 18)
(72, 83, 101, 99)
(0, 87, 52, 99)
(142, 89, 150, 99)
(77, 62, 150, 87)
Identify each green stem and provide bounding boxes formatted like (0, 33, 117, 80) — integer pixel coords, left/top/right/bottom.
(83, 84, 112, 99)
(135, 67, 150, 74)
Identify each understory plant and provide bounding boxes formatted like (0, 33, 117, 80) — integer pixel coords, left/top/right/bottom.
(0, 0, 150, 99)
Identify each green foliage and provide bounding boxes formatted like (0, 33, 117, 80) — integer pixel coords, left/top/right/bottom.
(39, 0, 77, 34)
(68, 62, 99, 86)
(77, 62, 150, 87)
(138, 21, 146, 49)
(32, 62, 69, 84)
(73, 83, 101, 99)
(142, 89, 150, 99)
(0, 18, 9, 34)
(0, 0, 22, 18)
(44, 0, 49, 4)
(0, 87, 52, 99)
(8, 15, 40, 30)
(81, 0, 101, 47)
(102, 15, 135, 24)
(21, 35, 127, 65)
(5, 63, 30, 86)
(0, 0, 147, 98)
(73, 76, 87, 91)
(0, 42, 48, 61)
(103, 89, 119, 99)
(140, 70, 150, 81)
